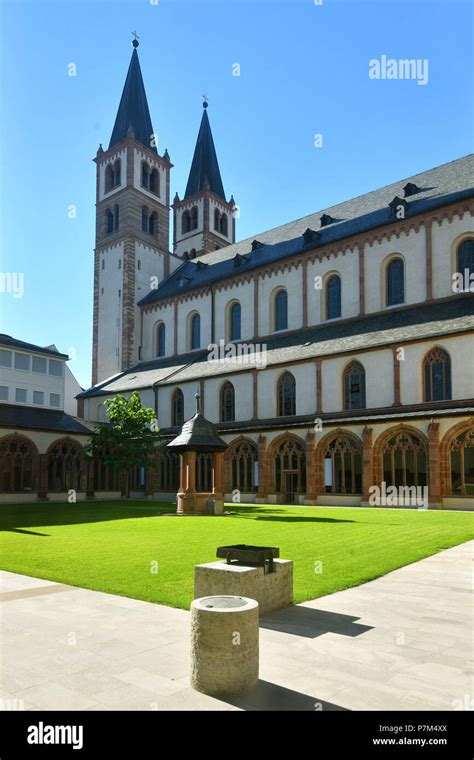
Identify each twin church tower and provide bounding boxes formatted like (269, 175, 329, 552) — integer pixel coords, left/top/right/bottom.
(92, 39, 236, 385)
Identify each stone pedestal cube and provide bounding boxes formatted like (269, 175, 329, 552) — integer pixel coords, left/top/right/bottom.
(194, 559, 293, 615)
(190, 596, 259, 696)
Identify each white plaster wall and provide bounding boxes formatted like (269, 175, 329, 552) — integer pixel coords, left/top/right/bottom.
(64, 364, 83, 416)
(400, 335, 474, 405)
(431, 215, 474, 300)
(133, 148, 166, 205)
(258, 268, 304, 336)
(142, 303, 174, 361)
(204, 373, 253, 422)
(214, 282, 255, 342)
(307, 248, 360, 326)
(133, 243, 167, 365)
(257, 363, 315, 419)
(174, 234, 204, 258)
(364, 227, 426, 313)
(322, 350, 394, 412)
(97, 242, 124, 382)
(157, 382, 198, 427)
(98, 148, 127, 202)
(0, 427, 88, 455)
(177, 294, 212, 354)
(0, 349, 65, 409)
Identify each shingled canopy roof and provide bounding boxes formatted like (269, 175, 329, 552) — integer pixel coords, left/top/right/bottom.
(167, 396, 227, 452)
(109, 46, 156, 153)
(184, 105, 225, 200)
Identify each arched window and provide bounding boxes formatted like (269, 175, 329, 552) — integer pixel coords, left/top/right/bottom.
(450, 428, 474, 495)
(274, 437, 306, 499)
(142, 206, 149, 232)
(113, 159, 121, 186)
(220, 214, 228, 236)
(47, 440, 84, 492)
(458, 239, 474, 279)
(343, 361, 366, 410)
(156, 448, 180, 491)
(141, 162, 150, 189)
(0, 436, 36, 493)
(214, 208, 220, 231)
(105, 160, 121, 192)
(93, 461, 119, 491)
(386, 258, 404, 306)
(190, 206, 198, 230)
(113, 205, 119, 231)
(172, 389, 184, 427)
(220, 382, 235, 422)
(326, 275, 341, 320)
(149, 211, 157, 236)
(106, 209, 114, 234)
(274, 289, 288, 331)
(149, 168, 159, 194)
(189, 248, 197, 259)
(231, 441, 258, 493)
(182, 211, 190, 234)
(323, 435, 362, 494)
(277, 372, 296, 416)
(156, 322, 166, 357)
(182, 251, 189, 260)
(382, 430, 427, 488)
(190, 313, 200, 350)
(229, 302, 241, 341)
(423, 347, 451, 402)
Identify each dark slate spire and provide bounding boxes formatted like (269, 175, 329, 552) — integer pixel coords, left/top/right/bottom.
(109, 41, 156, 153)
(184, 102, 225, 199)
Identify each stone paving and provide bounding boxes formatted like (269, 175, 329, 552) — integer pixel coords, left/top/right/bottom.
(0, 541, 472, 711)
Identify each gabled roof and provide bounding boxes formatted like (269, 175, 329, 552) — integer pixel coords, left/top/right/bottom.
(0, 334, 68, 359)
(109, 47, 156, 153)
(184, 106, 225, 200)
(140, 154, 474, 307)
(0, 404, 93, 434)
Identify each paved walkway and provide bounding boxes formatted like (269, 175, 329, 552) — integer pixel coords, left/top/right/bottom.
(1, 541, 472, 711)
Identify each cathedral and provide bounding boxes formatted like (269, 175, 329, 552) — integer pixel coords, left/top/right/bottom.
(2, 40, 472, 508)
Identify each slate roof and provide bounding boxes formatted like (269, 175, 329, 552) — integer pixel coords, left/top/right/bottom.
(184, 106, 225, 200)
(0, 404, 93, 434)
(78, 296, 474, 399)
(109, 48, 156, 153)
(140, 154, 474, 307)
(0, 335, 68, 359)
(168, 412, 228, 451)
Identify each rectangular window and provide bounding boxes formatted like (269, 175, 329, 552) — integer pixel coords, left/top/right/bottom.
(101, 259, 105, 270)
(118, 259, 121, 269)
(49, 359, 63, 377)
(32, 355, 47, 374)
(15, 388, 27, 403)
(33, 390, 44, 405)
(0, 349, 12, 368)
(0, 386, 8, 401)
(14, 353, 30, 371)
(50, 393, 60, 407)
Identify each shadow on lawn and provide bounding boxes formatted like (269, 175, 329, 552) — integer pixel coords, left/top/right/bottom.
(0, 502, 175, 533)
(260, 605, 373, 639)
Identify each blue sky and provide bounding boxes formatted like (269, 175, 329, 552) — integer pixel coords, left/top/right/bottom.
(0, 0, 472, 388)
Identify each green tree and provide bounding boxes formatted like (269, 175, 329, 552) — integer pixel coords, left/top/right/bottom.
(86, 392, 159, 497)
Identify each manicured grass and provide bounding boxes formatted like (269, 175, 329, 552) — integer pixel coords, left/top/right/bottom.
(0, 502, 472, 610)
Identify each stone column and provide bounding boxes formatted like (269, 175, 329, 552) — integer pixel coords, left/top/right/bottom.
(304, 432, 317, 504)
(362, 426, 373, 505)
(428, 422, 442, 508)
(256, 435, 268, 503)
(314, 434, 325, 496)
(38, 453, 49, 501)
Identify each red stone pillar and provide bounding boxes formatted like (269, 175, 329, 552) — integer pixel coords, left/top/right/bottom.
(305, 432, 317, 504)
(213, 451, 224, 494)
(362, 426, 373, 505)
(314, 435, 325, 496)
(256, 435, 268, 503)
(428, 422, 442, 508)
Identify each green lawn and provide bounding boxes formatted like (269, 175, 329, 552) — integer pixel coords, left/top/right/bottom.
(0, 502, 472, 610)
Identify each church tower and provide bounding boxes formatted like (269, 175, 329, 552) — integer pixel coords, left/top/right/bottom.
(92, 38, 173, 385)
(172, 101, 236, 260)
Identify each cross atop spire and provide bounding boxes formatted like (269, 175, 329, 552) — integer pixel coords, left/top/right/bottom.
(109, 43, 156, 152)
(184, 103, 225, 200)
